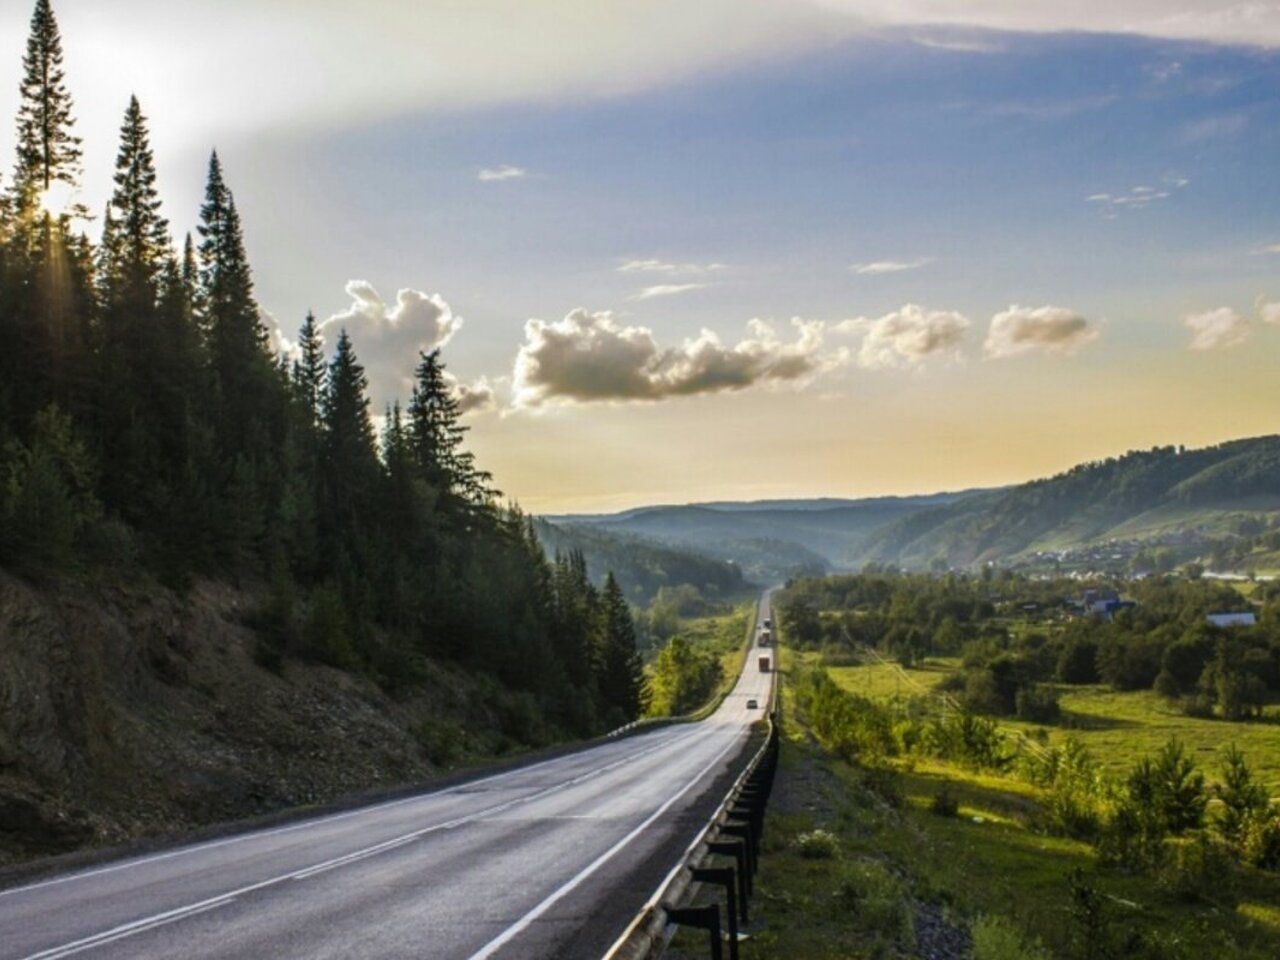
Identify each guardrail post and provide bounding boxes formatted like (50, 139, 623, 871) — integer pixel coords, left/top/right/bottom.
(721, 822, 756, 875)
(665, 904, 723, 960)
(690, 867, 740, 960)
(706, 839, 751, 912)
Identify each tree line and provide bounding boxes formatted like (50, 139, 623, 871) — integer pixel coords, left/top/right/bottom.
(0, 0, 645, 739)
(779, 569, 1280, 724)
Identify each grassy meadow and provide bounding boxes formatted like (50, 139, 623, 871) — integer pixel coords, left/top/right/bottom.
(725, 644, 1280, 960)
(824, 656, 1280, 795)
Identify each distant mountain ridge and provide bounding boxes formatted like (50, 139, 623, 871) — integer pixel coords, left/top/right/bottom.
(548, 492, 983, 579)
(853, 435, 1280, 569)
(549, 435, 1280, 575)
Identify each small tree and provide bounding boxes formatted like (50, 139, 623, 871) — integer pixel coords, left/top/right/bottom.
(1214, 744, 1268, 851)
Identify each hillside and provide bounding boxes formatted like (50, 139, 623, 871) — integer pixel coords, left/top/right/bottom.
(534, 520, 751, 605)
(552, 493, 973, 579)
(0, 570, 549, 868)
(854, 436, 1280, 570)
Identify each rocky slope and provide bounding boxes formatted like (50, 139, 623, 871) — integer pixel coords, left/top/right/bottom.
(0, 570, 512, 867)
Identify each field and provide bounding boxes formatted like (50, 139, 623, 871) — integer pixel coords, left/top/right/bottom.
(726, 645, 1280, 960)
(824, 657, 1280, 795)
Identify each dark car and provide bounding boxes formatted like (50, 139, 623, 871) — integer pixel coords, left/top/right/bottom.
(745, 698, 759, 709)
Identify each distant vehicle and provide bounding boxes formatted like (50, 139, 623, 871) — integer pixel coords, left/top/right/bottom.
(758, 655, 771, 672)
(745, 698, 759, 709)
(758, 629, 772, 646)
(762, 618, 772, 629)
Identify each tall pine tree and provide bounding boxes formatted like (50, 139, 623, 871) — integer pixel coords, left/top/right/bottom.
(9, 0, 82, 216)
(407, 349, 494, 520)
(598, 572, 648, 725)
(1, 0, 94, 432)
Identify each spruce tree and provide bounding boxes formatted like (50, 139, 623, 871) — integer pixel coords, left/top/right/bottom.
(318, 329, 381, 580)
(407, 349, 493, 517)
(196, 152, 280, 470)
(291, 311, 326, 425)
(9, 0, 82, 216)
(100, 96, 169, 308)
(599, 572, 648, 723)
(1, 0, 95, 429)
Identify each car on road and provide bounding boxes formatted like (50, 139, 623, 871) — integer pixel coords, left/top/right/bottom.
(745, 698, 759, 709)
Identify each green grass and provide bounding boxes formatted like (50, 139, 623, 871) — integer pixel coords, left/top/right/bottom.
(826, 658, 1280, 796)
(737, 657, 1280, 960)
(647, 604, 754, 721)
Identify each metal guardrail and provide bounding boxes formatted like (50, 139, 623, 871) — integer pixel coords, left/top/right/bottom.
(602, 667, 780, 960)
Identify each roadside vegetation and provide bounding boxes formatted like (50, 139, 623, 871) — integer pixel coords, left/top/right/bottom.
(644, 600, 753, 718)
(741, 572, 1280, 958)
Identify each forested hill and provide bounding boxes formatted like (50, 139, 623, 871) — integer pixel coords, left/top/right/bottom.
(534, 520, 751, 606)
(0, 1, 650, 861)
(552, 493, 972, 579)
(853, 436, 1280, 570)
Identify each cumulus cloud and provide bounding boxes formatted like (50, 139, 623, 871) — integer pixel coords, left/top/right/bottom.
(511, 310, 832, 408)
(1184, 307, 1250, 350)
(446, 373, 498, 415)
(631, 283, 712, 301)
(984, 305, 1099, 359)
(835, 304, 970, 369)
(477, 164, 528, 182)
(850, 257, 932, 276)
(322, 280, 464, 408)
(617, 258, 725, 275)
(1259, 300, 1280, 326)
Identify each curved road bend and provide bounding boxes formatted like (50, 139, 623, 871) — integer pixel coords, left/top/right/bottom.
(1, 593, 776, 960)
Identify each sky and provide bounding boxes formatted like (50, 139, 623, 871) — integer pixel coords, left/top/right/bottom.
(1, 1, 1279, 512)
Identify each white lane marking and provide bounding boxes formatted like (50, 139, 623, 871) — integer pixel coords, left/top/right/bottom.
(0, 726, 685, 901)
(17, 727, 715, 960)
(465, 726, 748, 960)
(22, 899, 237, 960)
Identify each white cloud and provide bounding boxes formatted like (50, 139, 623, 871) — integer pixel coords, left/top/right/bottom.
(1086, 176, 1187, 213)
(1180, 111, 1249, 143)
(984, 305, 1099, 359)
(1259, 301, 1280, 326)
(810, 1, 1280, 47)
(477, 164, 528, 182)
(511, 310, 833, 408)
(446, 373, 498, 415)
(1184, 307, 1250, 350)
(617, 258, 726, 275)
(321, 280, 464, 409)
(910, 34, 1004, 53)
(835, 304, 970, 369)
(1257, 243, 1280, 255)
(850, 257, 932, 276)
(631, 283, 712, 301)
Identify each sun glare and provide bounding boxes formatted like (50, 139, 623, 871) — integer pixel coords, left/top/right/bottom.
(37, 181, 77, 218)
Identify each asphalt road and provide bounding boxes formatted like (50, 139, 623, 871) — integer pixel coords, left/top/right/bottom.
(1, 594, 776, 960)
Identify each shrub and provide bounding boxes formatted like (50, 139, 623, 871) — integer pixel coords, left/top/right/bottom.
(930, 784, 960, 817)
(794, 828, 840, 859)
(1214, 744, 1268, 851)
(1157, 833, 1237, 905)
(1015, 684, 1061, 723)
(970, 915, 1052, 960)
(1097, 800, 1166, 872)
(1242, 811, 1280, 870)
(834, 859, 915, 950)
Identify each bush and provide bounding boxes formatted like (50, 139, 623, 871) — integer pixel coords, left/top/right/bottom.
(1157, 833, 1237, 905)
(1097, 800, 1166, 872)
(794, 828, 840, 859)
(1015, 684, 1061, 723)
(833, 859, 915, 950)
(970, 915, 1052, 960)
(1242, 811, 1280, 870)
(930, 784, 959, 817)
